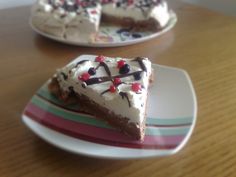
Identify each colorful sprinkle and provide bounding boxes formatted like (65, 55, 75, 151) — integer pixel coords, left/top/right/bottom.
(127, 0, 134, 6)
(134, 72, 142, 80)
(90, 10, 97, 14)
(131, 83, 142, 92)
(109, 85, 116, 93)
(88, 67, 96, 75)
(117, 60, 125, 69)
(114, 77, 121, 85)
(79, 72, 91, 81)
(95, 55, 105, 62)
(119, 64, 130, 74)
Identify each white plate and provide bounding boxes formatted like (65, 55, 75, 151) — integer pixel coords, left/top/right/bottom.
(22, 55, 197, 159)
(30, 11, 177, 47)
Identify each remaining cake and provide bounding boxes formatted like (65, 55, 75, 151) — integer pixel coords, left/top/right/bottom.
(31, 0, 171, 41)
(48, 55, 153, 140)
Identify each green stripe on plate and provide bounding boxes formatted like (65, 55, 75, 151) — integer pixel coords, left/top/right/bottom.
(31, 95, 113, 129)
(146, 117, 193, 126)
(146, 126, 190, 136)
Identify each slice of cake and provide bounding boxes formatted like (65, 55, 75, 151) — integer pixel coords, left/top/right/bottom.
(48, 55, 152, 140)
(31, 0, 101, 39)
(101, 0, 170, 30)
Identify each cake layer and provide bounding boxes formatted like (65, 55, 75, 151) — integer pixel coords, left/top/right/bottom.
(101, 13, 161, 31)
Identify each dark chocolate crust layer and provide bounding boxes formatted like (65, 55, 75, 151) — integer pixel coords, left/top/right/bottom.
(101, 13, 162, 31)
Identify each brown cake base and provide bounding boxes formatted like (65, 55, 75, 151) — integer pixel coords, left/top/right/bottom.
(48, 78, 146, 141)
(101, 13, 162, 31)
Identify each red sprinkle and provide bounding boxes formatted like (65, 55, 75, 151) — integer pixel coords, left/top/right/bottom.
(90, 10, 97, 14)
(80, 1, 87, 7)
(101, 0, 109, 3)
(131, 83, 142, 92)
(60, 93, 68, 100)
(95, 55, 105, 62)
(114, 77, 121, 85)
(128, 0, 134, 5)
(117, 60, 125, 68)
(79, 72, 90, 81)
(109, 85, 116, 93)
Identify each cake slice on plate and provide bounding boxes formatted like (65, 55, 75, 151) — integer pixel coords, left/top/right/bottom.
(48, 55, 152, 140)
(31, 0, 102, 39)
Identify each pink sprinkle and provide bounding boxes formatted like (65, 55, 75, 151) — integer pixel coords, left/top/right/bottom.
(79, 72, 90, 81)
(95, 55, 105, 62)
(117, 60, 125, 68)
(109, 85, 116, 93)
(131, 83, 142, 92)
(114, 78, 121, 85)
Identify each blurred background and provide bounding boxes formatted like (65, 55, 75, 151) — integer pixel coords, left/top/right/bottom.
(0, 0, 235, 17)
(0, 0, 33, 9)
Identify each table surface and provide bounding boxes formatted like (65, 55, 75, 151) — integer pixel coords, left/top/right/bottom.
(0, 1, 236, 177)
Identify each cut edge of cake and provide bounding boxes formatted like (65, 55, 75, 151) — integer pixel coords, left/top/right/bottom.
(101, 0, 170, 31)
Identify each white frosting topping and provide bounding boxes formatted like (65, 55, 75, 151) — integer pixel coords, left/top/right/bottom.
(148, 1, 170, 27)
(56, 55, 152, 124)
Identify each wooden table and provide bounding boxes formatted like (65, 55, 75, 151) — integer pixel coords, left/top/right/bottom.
(1, 1, 236, 177)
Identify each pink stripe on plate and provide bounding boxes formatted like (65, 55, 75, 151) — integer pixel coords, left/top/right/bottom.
(24, 102, 184, 149)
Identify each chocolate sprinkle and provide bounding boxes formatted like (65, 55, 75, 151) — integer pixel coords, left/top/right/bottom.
(101, 89, 110, 95)
(119, 92, 131, 107)
(61, 72, 68, 80)
(99, 62, 111, 76)
(133, 72, 142, 80)
(85, 78, 103, 85)
(133, 57, 147, 72)
(81, 83, 87, 88)
(76, 60, 89, 67)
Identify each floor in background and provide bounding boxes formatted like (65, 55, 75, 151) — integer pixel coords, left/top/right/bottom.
(182, 0, 236, 17)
